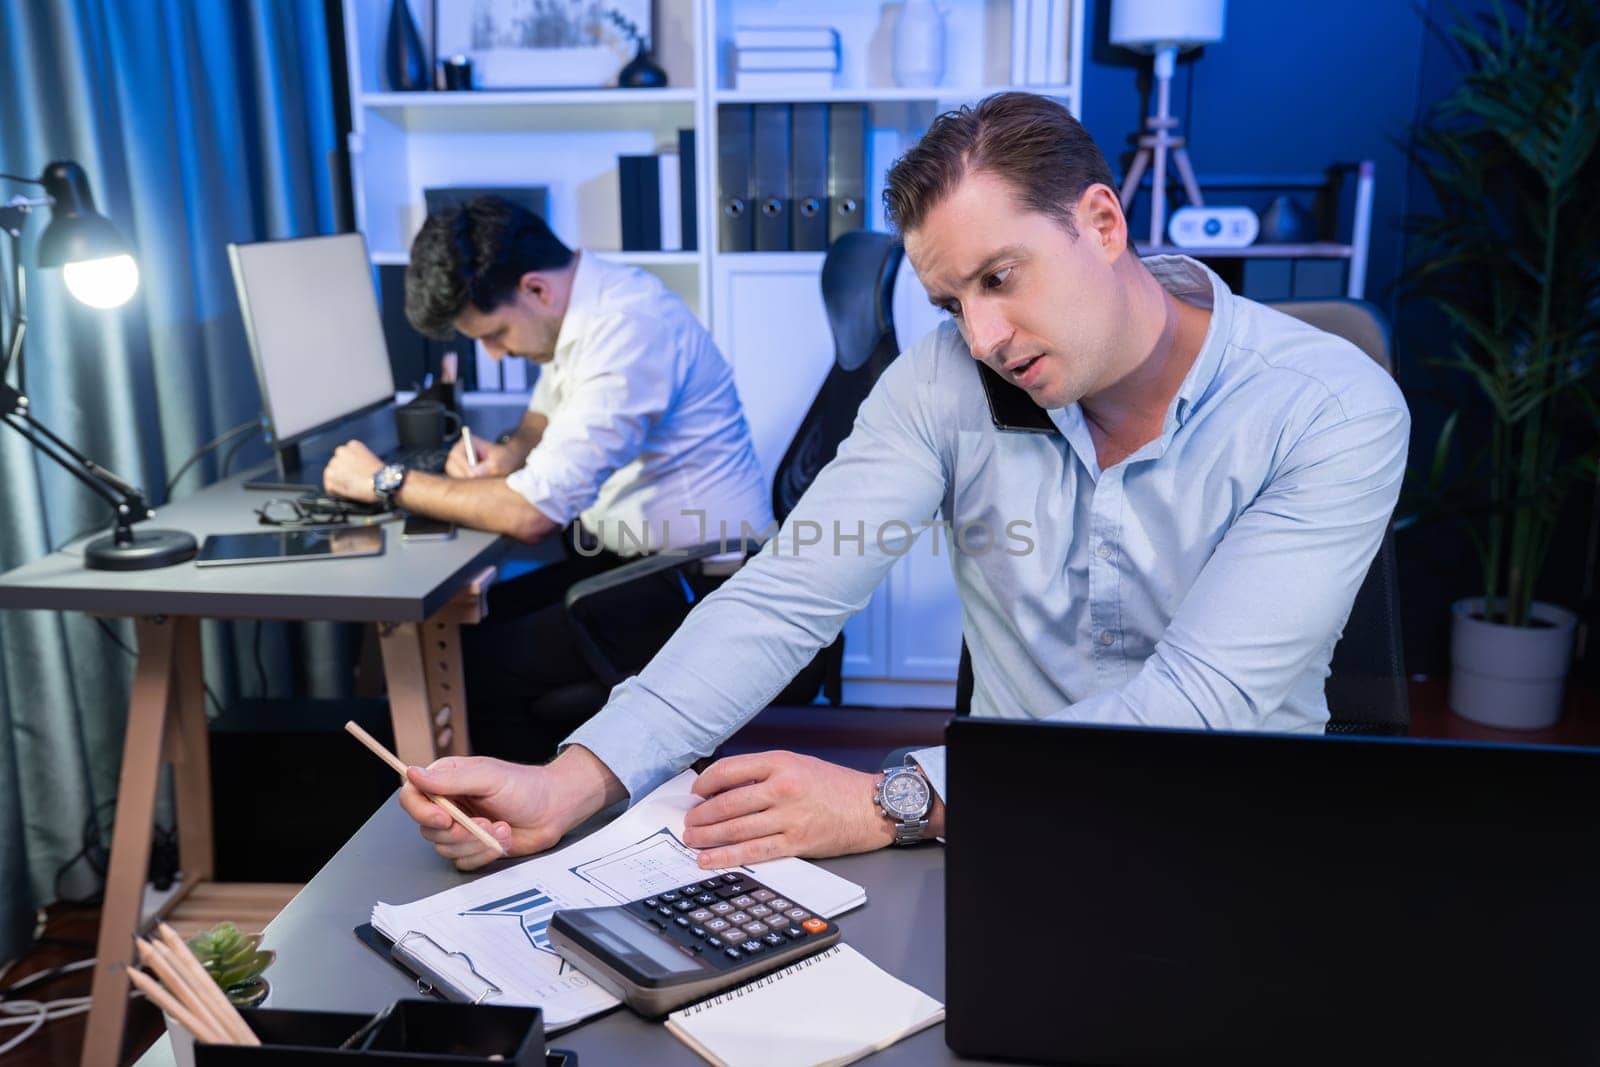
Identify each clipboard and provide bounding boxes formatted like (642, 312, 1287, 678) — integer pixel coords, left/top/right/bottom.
(354, 923, 502, 1005)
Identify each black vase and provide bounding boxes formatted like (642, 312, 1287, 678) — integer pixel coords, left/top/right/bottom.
(618, 43, 668, 88)
(385, 0, 429, 91)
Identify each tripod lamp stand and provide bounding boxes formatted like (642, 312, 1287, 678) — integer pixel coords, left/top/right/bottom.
(1, 160, 197, 569)
(1112, 0, 1226, 247)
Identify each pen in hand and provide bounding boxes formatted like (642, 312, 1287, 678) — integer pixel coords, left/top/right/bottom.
(462, 426, 480, 472)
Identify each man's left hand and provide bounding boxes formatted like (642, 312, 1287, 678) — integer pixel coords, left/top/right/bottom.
(682, 751, 893, 867)
(323, 439, 384, 503)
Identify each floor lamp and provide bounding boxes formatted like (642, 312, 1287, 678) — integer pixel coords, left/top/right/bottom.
(0, 160, 196, 569)
(1112, 0, 1227, 247)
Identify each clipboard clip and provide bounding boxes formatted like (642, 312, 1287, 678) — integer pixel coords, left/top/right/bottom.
(394, 930, 503, 1005)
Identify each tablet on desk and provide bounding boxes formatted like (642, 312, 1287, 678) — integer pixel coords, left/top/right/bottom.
(195, 526, 384, 567)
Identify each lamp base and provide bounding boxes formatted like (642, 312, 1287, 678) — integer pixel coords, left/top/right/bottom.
(85, 528, 198, 571)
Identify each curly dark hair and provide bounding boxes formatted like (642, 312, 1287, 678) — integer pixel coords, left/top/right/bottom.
(404, 197, 575, 340)
(883, 91, 1115, 238)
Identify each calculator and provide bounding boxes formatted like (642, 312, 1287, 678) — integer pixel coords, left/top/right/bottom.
(548, 872, 841, 1015)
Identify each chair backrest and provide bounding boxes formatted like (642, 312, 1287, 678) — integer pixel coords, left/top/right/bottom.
(771, 231, 905, 523)
(1269, 298, 1407, 735)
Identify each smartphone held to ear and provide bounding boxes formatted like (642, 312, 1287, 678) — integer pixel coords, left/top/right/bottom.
(401, 514, 456, 542)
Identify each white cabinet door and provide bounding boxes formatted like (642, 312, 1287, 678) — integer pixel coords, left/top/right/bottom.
(712, 253, 889, 681)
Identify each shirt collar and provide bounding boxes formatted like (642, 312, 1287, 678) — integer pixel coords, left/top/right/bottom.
(1145, 254, 1233, 429)
(551, 249, 601, 363)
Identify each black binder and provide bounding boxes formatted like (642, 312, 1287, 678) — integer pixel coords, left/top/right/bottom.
(678, 128, 697, 252)
(753, 104, 792, 251)
(827, 104, 867, 245)
(717, 105, 754, 252)
(790, 103, 829, 251)
(618, 154, 660, 251)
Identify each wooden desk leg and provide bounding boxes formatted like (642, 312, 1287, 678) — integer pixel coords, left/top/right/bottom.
(81, 617, 181, 1067)
(377, 614, 473, 767)
(170, 617, 213, 885)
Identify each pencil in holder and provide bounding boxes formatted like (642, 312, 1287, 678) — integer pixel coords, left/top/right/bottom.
(192, 999, 575, 1066)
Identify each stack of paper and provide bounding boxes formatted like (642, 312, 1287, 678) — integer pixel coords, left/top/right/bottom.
(371, 770, 865, 1031)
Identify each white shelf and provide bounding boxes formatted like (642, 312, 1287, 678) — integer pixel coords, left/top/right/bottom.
(360, 88, 697, 132)
(1135, 242, 1355, 260)
(362, 88, 697, 108)
(371, 250, 702, 268)
(713, 85, 1073, 105)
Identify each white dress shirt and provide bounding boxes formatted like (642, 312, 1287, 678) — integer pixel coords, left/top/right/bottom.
(566, 256, 1410, 801)
(505, 253, 772, 555)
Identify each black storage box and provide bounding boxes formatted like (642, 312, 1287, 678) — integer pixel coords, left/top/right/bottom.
(192, 1000, 574, 1066)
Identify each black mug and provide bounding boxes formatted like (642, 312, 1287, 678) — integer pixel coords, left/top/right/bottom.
(395, 401, 461, 449)
(439, 54, 473, 90)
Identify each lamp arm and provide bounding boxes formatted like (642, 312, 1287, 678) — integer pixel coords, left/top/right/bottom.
(1, 383, 155, 528)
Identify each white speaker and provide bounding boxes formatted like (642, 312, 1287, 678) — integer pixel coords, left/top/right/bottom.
(1167, 205, 1259, 249)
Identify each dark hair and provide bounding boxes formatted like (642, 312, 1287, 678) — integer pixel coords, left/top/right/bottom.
(883, 91, 1116, 237)
(404, 197, 574, 340)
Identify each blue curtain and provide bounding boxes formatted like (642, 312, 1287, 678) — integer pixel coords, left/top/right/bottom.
(0, 0, 341, 962)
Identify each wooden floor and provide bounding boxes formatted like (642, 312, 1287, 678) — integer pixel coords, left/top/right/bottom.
(2, 683, 1593, 1066)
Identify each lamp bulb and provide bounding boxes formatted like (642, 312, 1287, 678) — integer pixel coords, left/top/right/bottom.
(62, 254, 139, 309)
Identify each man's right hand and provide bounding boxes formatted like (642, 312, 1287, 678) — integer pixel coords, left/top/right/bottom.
(445, 434, 518, 479)
(399, 745, 626, 870)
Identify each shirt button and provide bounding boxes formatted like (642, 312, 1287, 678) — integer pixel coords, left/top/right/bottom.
(1098, 630, 1115, 646)
(1095, 542, 1113, 560)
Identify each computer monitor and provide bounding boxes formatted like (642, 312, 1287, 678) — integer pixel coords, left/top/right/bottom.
(945, 718, 1600, 1065)
(229, 232, 396, 482)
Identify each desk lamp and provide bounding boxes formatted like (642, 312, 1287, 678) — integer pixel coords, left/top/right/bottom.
(1111, 0, 1226, 247)
(1, 161, 196, 569)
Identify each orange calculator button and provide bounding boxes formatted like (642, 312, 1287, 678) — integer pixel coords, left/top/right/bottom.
(802, 918, 827, 934)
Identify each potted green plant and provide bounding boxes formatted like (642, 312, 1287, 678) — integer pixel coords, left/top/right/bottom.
(187, 921, 276, 1006)
(1403, 0, 1600, 728)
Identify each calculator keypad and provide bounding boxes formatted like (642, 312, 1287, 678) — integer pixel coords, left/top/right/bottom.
(623, 876, 836, 972)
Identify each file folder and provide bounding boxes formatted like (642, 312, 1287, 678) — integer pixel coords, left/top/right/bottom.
(618, 153, 661, 251)
(717, 105, 754, 251)
(790, 103, 830, 251)
(753, 104, 792, 251)
(678, 128, 698, 252)
(827, 103, 867, 245)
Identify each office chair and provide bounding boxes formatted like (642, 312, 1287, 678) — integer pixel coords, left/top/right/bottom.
(558, 231, 909, 706)
(954, 299, 1407, 735)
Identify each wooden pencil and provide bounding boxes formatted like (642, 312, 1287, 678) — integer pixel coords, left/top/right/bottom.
(126, 966, 225, 1046)
(343, 720, 508, 856)
(135, 938, 234, 1046)
(155, 923, 260, 1045)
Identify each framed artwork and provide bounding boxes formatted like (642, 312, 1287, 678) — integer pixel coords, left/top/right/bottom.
(433, 0, 653, 89)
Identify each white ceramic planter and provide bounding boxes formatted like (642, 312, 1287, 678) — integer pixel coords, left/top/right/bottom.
(1449, 598, 1578, 729)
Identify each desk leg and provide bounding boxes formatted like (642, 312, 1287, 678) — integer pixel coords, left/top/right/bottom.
(81, 616, 189, 1067)
(378, 616, 472, 766)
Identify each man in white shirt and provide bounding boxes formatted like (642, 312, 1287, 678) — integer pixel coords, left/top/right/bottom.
(324, 198, 772, 759)
(391, 94, 1408, 869)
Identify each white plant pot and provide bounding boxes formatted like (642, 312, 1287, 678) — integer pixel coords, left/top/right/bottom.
(1449, 597, 1577, 730)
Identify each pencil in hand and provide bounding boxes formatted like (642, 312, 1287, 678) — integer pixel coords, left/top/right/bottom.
(462, 426, 480, 472)
(344, 720, 509, 856)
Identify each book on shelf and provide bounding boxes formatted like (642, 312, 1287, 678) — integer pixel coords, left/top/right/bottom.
(735, 69, 837, 91)
(618, 136, 696, 253)
(736, 48, 840, 72)
(733, 26, 840, 51)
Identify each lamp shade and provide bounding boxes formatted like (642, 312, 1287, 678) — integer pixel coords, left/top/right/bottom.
(33, 161, 139, 307)
(1110, 0, 1226, 52)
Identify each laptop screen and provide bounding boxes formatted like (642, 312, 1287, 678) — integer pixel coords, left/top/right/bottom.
(229, 232, 396, 448)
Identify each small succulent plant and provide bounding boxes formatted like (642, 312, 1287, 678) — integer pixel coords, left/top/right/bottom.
(186, 922, 276, 1006)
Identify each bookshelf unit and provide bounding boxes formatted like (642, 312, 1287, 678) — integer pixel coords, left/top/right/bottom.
(339, 0, 1085, 705)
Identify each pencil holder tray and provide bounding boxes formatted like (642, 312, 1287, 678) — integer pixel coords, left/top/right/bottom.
(193, 1000, 576, 1066)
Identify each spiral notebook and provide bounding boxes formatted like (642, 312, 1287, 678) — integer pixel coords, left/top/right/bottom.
(665, 944, 944, 1067)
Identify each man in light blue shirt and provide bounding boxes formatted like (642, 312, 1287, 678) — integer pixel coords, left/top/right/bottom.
(395, 93, 1409, 871)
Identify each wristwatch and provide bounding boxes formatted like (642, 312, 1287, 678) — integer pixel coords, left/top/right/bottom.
(874, 758, 933, 846)
(372, 462, 408, 506)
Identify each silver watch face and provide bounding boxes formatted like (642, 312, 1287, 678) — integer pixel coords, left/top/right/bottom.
(882, 768, 931, 818)
(375, 464, 405, 495)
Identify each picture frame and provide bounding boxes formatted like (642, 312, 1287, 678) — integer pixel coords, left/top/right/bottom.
(432, 0, 653, 90)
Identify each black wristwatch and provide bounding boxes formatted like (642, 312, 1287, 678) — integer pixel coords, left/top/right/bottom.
(373, 462, 407, 506)
(874, 758, 933, 846)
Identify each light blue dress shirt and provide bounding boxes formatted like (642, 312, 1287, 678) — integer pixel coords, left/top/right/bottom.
(565, 257, 1411, 802)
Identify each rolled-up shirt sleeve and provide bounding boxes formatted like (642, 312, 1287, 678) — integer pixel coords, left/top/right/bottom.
(564, 343, 952, 800)
(1059, 394, 1410, 730)
(505, 314, 673, 525)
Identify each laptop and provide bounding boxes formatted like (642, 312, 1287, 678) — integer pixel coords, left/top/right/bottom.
(944, 718, 1600, 1065)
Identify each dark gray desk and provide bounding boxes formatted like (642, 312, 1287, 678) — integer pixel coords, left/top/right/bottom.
(0, 468, 516, 1066)
(135, 795, 1004, 1066)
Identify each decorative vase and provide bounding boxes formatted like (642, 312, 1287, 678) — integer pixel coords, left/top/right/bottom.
(617, 42, 668, 88)
(1448, 598, 1577, 730)
(892, 0, 946, 89)
(1259, 195, 1316, 243)
(384, 0, 429, 92)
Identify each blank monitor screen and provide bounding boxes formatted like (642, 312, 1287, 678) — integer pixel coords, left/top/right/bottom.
(229, 233, 396, 447)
